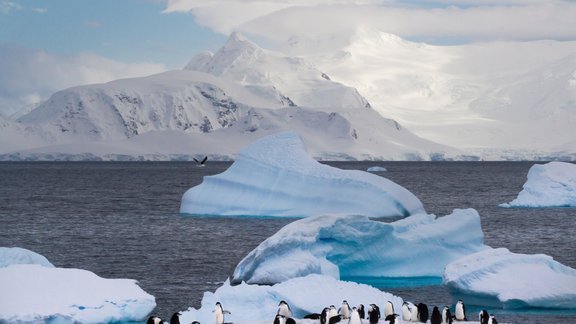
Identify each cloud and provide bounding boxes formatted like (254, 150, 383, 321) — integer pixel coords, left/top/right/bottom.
(0, 44, 166, 117)
(0, 1, 23, 14)
(163, 0, 576, 43)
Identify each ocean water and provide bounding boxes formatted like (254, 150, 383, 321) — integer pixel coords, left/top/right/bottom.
(1, 161, 575, 323)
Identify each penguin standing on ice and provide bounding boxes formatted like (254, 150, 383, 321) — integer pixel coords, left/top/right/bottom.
(277, 300, 293, 319)
(417, 303, 429, 323)
(368, 304, 380, 324)
(348, 307, 363, 324)
(169, 312, 181, 324)
(410, 303, 419, 322)
(338, 300, 351, 319)
(488, 314, 499, 324)
(455, 300, 467, 321)
(384, 301, 395, 318)
(320, 307, 331, 324)
(401, 302, 412, 321)
(479, 309, 489, 324)
(442, 306, 453, 324)
(214, 302, 231, 324)
(430, 306, 442, 324)
(146, 315, 163, 324)
(357, 304, 365, 319)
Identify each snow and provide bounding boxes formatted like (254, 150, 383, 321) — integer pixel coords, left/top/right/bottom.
(180, 132, 425, 218)
(0, 247, 54, 268)
(444, 248, 576, 309)
(0, 249, 155, 323)
(232, 209, 487, 285)
(500, 161, 576, 207)
(180, 274, 404, 324)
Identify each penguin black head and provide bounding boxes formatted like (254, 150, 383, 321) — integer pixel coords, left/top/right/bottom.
(384, 314, 399, 324)
(169, 312, 181, 324)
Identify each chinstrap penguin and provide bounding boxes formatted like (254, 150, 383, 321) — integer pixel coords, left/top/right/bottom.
(368, 304, 380, 324)
(338, 300, 351, 319)
(455, 300, 467, 321)
(385, 313, 399, 324)
(348, 307, 363, 324)
(384, 301, 395, 318)
(430, 306, 442, 324)
(169, 312, 181, 324)
(277, 300, 293, 319)
(214, 302, 231, 324)
(479, 309, 489, 324)
(442, 306, 453, 324)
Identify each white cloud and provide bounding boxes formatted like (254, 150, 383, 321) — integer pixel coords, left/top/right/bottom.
(163, 0, 576, 43)
(0, 44, 166, 117)
(0, 1, 23, 14)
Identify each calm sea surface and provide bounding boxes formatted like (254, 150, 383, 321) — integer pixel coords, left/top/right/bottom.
(1, 161, 575, 324)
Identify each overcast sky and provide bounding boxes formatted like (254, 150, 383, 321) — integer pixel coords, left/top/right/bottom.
(1, 0, 575, 116)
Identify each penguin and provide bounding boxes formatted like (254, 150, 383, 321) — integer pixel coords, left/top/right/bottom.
(274, 314, 296, 324)
(357, 304, 365, 319)
(410, 303, 419, 322)
(193, 156, 208, 167)
(321, 307, 331, 324)
(304, 313, 322, 320)
(384, 314, 399, 324)
(348, 307, 363, 324)
(442, 306, 453, 324)
(169, 312, 181, 324)
(454, 300, 467, 321)
(146, 315, 162, 324)
(339, 300, 351, 319)
(479, 309, 489, 324)
(367, 304, 380, 324)
(401, 302, 412, 321)
(488, 314, 498, 324)
(430, 306, 442, 324)
(417, 303, 429, 323)
(214, 302, 231, 324)
(384, 301, 395, 318)
(277, 300, 293, 319)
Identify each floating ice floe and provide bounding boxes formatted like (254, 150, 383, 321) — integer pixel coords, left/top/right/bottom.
(180, 274, 403, 324)
(367, 166, 387, 172)
(181, 132, 425, 218)
(443, 247, 576, 309)
(0, 247, 54, 268)
(500, 161, 576, 207)
(0, 248, 155, 323)
(232, 209, 488, 285)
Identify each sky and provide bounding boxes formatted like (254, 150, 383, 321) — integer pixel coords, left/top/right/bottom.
(1, 0, 576, 117)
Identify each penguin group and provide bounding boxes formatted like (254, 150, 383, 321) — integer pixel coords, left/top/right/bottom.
(146, 298, 499, 324)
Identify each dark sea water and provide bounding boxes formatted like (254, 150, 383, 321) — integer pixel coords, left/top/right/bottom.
(1, 161, 575, 324)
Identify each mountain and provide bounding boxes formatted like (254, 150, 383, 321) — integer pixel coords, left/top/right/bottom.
(0, 33, 455, 161)
(286, 28, 576, 151)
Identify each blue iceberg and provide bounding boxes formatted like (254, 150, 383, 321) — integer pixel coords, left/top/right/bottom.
(180, 132, 425, 218)
(232, 209, 488, 285)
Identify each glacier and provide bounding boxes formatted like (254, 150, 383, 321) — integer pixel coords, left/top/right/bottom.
(444, 248, 576, 309)
(180, 132, 425, 218)
(501, 161, 576, 207)
(232, 209, 488, 285)
(0, 247, 155, 323)
(179, 274, 404, 324)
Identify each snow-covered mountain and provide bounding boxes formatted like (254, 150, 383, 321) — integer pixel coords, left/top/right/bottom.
(286, 29, 576, 151)
(2, 30, 575, 160)
(1, 33, 455, 161)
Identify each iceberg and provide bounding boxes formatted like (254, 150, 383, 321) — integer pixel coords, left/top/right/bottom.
(367, 166, 387, 172)
(501, 161, 576, 207)
(0, 247, 54, 268)
(232, 209, 488, 285)
(443, 248, 576, 309)
(0, 249, 155, 323)
(180, 274, 403, 324)
(180, 132, 425, 218)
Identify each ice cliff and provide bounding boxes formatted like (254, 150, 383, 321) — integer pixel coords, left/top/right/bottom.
(501, 161, 576, 207)
(180, 132, 425, 218)
(232, 209, 487, 285)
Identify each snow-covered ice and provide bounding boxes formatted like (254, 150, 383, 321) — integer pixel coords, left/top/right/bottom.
(0, 249, 155, 323)
(180, 132, 425, 217)
(444, 247, 576, 309)
(501, 161, 576, 207)
(0, 247, 54, 268)
(232, 209, 488, 285)
(180, 274, 404, 324)
(367, 166, 387, 172)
